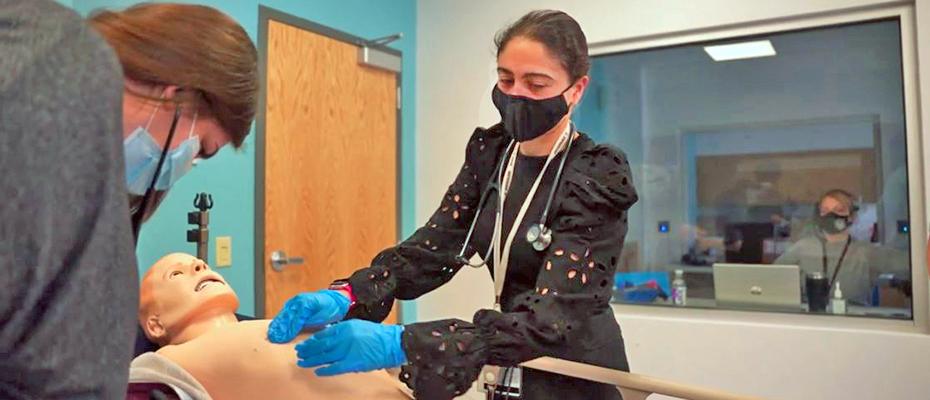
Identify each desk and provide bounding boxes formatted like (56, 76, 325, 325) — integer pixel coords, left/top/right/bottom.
(620, 266, 911, 319)
(614, 295, 912, 319)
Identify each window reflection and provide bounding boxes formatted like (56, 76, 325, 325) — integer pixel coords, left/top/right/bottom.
(576, 19, 913, 319)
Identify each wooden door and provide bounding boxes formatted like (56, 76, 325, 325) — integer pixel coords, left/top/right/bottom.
(262, 18, 398, 324)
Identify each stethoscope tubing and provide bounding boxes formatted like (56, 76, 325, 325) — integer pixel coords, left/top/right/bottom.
(456, 125, 575, 268)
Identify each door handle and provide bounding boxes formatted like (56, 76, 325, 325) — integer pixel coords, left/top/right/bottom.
(270, 250, 304, 272)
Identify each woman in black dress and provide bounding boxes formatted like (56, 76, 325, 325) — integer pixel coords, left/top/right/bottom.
(267, 10, 638, 399)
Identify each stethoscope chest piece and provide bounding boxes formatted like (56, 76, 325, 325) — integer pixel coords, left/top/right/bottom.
(526, 223, 552, 251)
(457, 123, 575, 268)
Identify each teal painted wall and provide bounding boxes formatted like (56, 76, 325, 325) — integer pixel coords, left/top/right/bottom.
(72, 0, 417, 320)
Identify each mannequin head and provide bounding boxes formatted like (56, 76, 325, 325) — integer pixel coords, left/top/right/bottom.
(139, 253, 239, 345)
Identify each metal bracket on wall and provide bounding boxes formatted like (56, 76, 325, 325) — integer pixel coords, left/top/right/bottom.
(358, 33, 402, 73)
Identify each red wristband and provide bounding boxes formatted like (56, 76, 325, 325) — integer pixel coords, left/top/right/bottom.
(330, 281, 357, 306)
(343, 284, 357, 306)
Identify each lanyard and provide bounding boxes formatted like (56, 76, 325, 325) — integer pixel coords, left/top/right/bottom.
(131, 107, 182, 242)
(821, 236, 852, 290)
(491, 124, 572, 310)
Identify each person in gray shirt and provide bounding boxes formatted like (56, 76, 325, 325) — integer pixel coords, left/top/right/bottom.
(1, 0, 258, 397)
(775, 189, 872, 305)
(0, 1, 137, 398)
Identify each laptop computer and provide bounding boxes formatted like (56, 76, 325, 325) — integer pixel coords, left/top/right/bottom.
(713, 263, 802, 312)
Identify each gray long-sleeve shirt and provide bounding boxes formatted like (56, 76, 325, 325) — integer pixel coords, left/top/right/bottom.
(774, 235, 872, 304)
(1, 1, 138, 398)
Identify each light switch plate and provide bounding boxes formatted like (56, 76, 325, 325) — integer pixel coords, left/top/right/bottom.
(216, 236, 232, 267)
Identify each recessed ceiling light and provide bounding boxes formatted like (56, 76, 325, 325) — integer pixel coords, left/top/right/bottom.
(704, 40, 776, 62)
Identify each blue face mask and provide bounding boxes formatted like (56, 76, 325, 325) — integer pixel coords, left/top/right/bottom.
(124, 105, 201, 195)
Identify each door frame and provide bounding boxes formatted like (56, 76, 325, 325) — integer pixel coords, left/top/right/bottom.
(254, 5, 403, 317)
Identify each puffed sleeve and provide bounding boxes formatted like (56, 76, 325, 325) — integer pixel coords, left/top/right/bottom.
(398, 145, 638, 399)
(343, 126, 508, 322)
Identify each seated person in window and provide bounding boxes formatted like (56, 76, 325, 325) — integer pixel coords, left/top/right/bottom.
(681, 225, 742, 266)
(774, 189, 872, 304)
(130, 253, 410, 400)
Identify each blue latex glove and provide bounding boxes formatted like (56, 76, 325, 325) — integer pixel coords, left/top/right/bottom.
(295, 319, 407, 376)
(267, 290, 351, 343)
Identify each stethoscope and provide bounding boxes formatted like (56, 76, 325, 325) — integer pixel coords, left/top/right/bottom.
(454, 123, 576, 268)
(130, 107, 182, 243)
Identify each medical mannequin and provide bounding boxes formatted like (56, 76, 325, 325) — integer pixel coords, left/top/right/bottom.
(136, 253, 409, 399)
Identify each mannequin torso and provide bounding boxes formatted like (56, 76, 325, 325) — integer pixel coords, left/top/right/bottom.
(157, 320, 409, 399)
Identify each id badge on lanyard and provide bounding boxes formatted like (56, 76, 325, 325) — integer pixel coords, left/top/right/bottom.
(478, 366, 522, 399)
(478, 125, 572, 399)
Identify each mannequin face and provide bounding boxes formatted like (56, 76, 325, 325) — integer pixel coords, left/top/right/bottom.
(139, 253, 238, 344)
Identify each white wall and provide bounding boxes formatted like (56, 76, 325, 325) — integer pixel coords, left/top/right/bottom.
(416, 1, 930, 399)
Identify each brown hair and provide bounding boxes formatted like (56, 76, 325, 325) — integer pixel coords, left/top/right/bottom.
(89, 3, 258, 148)
(495, 10, 590, 82)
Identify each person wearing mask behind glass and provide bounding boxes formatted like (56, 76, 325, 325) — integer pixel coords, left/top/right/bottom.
(775, 189, 872, 304)
(265, 10, 639, 400)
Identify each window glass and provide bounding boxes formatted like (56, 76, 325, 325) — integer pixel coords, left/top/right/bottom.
(575, 19, 912, 319)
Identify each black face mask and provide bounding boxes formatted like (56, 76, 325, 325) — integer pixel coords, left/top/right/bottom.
(818, 212, 850, 235)
(491, 84, 571, 142)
